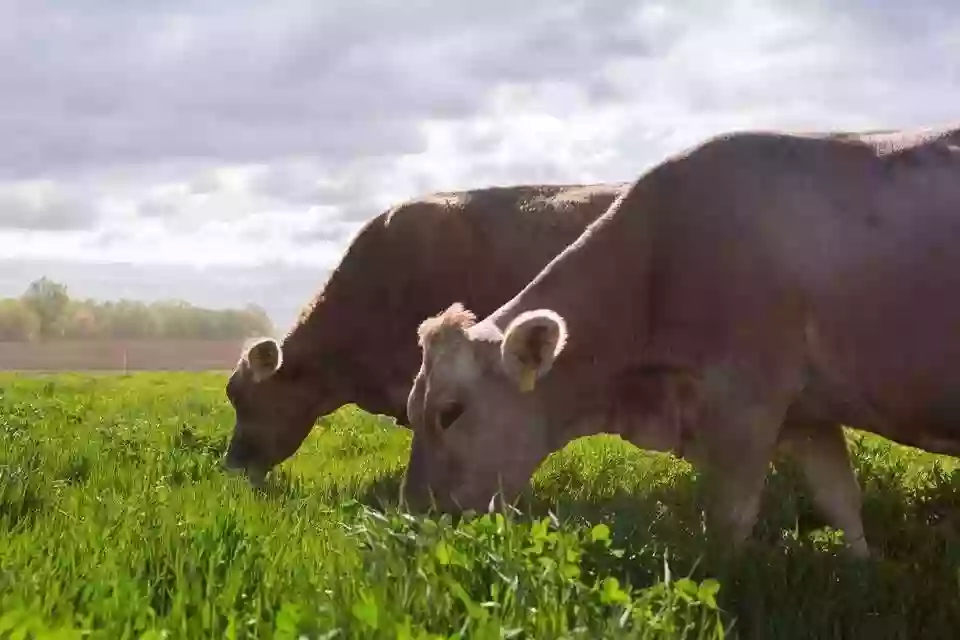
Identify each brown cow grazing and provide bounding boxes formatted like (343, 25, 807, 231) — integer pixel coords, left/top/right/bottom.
(404, 125, 960, 557)
(221, 182, 629, 484)
(222, 177, 868, 554)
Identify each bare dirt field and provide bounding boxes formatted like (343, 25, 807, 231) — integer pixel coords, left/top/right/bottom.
(0, 340, 244, 372)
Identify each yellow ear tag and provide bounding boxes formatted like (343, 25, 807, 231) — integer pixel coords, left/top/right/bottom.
(518, 368, 537, 393)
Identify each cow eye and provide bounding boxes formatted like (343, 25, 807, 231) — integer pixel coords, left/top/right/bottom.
(438, 401, 465, 431)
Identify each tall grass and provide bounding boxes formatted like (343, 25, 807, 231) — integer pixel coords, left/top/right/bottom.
(1, 372, 959, 638)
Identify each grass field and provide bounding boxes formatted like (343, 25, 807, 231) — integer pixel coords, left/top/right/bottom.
(3, 373, 960, 639)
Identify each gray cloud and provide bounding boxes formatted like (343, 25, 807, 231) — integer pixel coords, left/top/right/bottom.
(248, 162, 366, 207)
(0, 182, 101, 230)
(137, 198, 180, 219)
(2, 0, 956, 184)
(0, 0, 653, 179)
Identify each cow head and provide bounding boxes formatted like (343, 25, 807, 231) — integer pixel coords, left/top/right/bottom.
(221, 337, 321, 485)
(402, 302, 570, 513)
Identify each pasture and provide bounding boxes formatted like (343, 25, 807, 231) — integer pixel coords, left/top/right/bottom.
(2, 372, 960, 638)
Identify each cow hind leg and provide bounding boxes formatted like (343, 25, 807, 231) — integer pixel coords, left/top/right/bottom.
(777, 421, 869, 558)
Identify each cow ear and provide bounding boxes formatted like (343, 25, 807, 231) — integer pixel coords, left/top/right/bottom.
(500, 309, 568, 393)
(244, 337, 283, 382)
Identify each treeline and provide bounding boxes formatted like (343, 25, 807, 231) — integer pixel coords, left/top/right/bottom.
(0, 277, 275, 342)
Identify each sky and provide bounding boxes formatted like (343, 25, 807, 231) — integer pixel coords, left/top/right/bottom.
(1, 0, 958, 331)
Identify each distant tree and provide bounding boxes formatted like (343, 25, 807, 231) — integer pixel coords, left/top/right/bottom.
(147, 300, 274, 340)
(241, 303, 275, 336)
(207, 305, 275, 340)
(0, 276, 276, 342)
(20, 277, 69, 340)
(150, 300, 196, 339)
(59, 300, 103, 340)
(106, 300, 159, 339)
(0, 299, 41, 341)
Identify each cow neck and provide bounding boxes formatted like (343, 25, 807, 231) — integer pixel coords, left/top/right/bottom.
(488, 179, 654, 364)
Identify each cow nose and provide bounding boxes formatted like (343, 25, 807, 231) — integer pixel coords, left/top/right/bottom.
(399, 475, 426, 512)
(222, 431, 255, 473)
(400, 475, 466, 515)
(222, 450, 268, 488)
(222, 444, 243, 471)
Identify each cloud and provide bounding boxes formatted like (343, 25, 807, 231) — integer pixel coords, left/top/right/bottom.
(2, 0, 959, 328)
(0, 180, 102, 230)
(0, 0, 652, 178)
(3, 1, 957, 183)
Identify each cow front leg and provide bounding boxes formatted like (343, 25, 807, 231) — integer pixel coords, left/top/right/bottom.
(777, 421, 869, 558)
(683, 356, 808, 553)
(686, 402, 785, 551)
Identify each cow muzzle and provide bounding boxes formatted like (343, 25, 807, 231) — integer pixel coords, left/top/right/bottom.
(222, 433, 269, 488)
